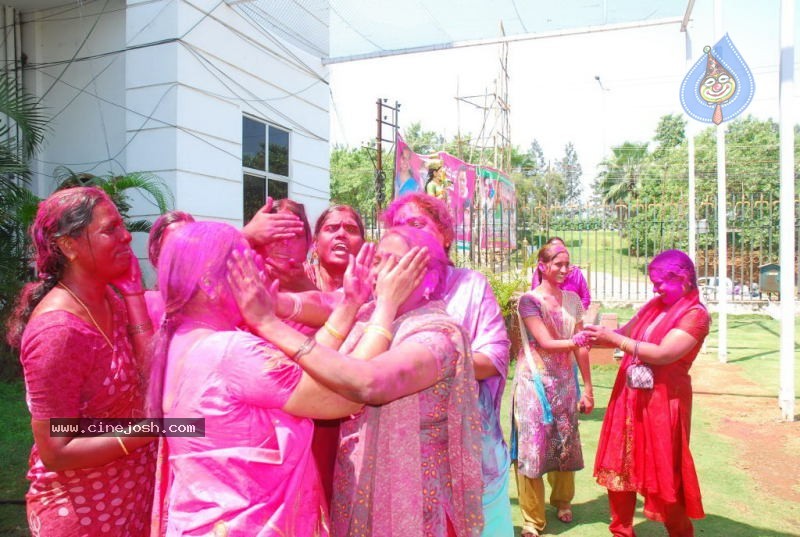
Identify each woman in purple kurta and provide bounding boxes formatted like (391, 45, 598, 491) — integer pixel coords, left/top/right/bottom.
(151, 222, 367, 536)
(512, 243, 594, 537)
(531, 237, 591, 310)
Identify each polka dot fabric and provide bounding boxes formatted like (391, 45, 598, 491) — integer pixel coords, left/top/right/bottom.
(21, 288, 156, 536)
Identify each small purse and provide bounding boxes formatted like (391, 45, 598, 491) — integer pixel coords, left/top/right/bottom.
(625, 340, 653, 389)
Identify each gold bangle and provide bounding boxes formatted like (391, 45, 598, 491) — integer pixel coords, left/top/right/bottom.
(127, 322, 153, 336)
(116, 436, 130, 456)
(619, 337, 630, 353)
(365, 324, 393, 342)
(324, 321, 345, 340)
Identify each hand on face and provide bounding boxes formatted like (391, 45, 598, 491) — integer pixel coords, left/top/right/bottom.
(110, 245, 145, 295)
(227, 248, 279, 328)
(343, 242, 376, 307)
(373, 245, 429, 312)
(242, 198, 305, 247)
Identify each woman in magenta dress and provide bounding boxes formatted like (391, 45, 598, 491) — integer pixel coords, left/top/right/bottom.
(586, 249, 710, 537)
(6, 186, 157, 536)
(228, 225, 484, 537)
(150, 220, 385, 536)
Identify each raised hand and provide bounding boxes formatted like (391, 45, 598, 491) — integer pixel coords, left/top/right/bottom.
(343, 242, 376, 307)
(374, 246, 429, 311)
(227, 248, 279, 328)
(241, 197, 305, 247)
(111, 247, 145, 295)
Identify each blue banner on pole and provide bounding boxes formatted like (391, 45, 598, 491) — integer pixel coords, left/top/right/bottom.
(680, 33, 755, 124)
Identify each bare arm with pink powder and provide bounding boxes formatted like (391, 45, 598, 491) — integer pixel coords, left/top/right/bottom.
(228, 248, 442, 406)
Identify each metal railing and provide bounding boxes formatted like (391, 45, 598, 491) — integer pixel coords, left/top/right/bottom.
(363, 194, 799, 303)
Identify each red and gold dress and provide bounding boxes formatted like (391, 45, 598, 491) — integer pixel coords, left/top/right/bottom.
(594, 289, 709, 522)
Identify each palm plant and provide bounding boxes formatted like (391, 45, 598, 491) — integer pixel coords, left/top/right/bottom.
(594, 142, 651, 204)
(53, 167, 174, 232)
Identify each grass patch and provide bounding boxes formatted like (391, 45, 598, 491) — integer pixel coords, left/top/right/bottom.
(0, 312, 796, 536)
(0, 380, 30, 535)
(503, 310, 800, 536)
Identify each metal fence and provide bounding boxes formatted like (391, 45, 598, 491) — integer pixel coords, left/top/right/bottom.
(364, 194, 799, 304)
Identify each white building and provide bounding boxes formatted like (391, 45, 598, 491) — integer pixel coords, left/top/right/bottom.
(4, 0, 331, 249)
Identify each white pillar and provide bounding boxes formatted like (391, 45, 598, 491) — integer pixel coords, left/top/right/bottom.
(685, 30, 696, 264)
(778, 0, 796, 421)
(714, 0, 727, 363)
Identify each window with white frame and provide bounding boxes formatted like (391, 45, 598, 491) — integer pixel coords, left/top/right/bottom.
(242, 116, 290, 223)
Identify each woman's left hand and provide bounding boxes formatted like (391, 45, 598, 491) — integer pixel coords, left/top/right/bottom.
(111, 247, 145, 295)
(227, 248, 279, 327)
(343, 242, 375, 306)
(578, 393, 594, 414)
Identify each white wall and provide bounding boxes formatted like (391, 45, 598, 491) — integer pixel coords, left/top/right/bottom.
(20, 0, 331, 237)
(22, 0, 129, 197)
(125, 0, 331, 228)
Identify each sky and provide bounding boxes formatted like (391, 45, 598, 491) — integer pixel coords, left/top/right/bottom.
(328, 0, 798, 195)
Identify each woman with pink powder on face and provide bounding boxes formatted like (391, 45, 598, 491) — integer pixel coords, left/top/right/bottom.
(586, 250, 709, 537)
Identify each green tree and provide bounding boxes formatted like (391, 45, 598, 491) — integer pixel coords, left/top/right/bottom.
(329, 144, 379, 216)
(557, 142, 582, 205)
(53, 167, 173, 232)
(594, 141, 651, 204)
(402, 122, 444, 155)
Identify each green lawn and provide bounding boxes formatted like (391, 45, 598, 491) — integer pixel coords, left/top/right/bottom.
(502, 311, 800, 536)
(1, 312, 797, 536)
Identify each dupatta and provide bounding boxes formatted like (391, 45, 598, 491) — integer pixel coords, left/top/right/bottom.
(595, 289, 707, 520)
(332, 305, 483, 537)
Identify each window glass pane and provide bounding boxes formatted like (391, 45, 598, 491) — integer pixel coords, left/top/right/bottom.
(242, 117, 265, 171)
(268, 179, 288, 201)
(268, 126, 289, 176)
(243, 174, 266, 224)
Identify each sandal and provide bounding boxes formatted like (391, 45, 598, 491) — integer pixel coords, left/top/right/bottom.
(557, 506, 573, 523)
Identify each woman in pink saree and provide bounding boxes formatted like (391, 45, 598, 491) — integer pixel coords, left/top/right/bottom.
(7, 187, 157, 536)
(151, 221, 382, 536)
(228, 226, 484, 537)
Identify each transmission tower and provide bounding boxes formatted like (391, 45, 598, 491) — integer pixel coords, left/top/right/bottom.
(454, 28, 511, 171)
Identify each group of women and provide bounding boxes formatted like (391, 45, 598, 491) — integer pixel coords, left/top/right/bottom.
(7, 185, 709, 537)
(510, 240, 709, 537)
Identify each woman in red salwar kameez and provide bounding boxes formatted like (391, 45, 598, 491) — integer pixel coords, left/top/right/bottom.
(586, 250, 710, 537)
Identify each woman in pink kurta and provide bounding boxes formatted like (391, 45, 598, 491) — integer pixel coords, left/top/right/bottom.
(162, 329, 323, 535)
(6, 187, 157, 537)
(151, 221, 369, 536)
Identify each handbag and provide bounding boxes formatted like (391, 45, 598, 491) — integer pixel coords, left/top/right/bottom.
(625, 340, 653, 389)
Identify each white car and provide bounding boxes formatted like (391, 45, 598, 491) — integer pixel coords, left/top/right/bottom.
(697, 277, 733, 299)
